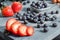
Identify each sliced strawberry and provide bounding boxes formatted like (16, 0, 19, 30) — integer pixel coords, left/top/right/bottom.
(18, 24, 27, 36)
(11, 21, 22, 35)
(6, 18, 17, 31)
(26, 26, 34, 36)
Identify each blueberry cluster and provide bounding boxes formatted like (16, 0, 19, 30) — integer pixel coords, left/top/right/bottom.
(50, 11, 59, 14)
(16, 8, 58, 32)
(23, 0, 30, 5)
(30, 1, 47, 9)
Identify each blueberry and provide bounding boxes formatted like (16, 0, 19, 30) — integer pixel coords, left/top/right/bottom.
(23, 2, 26, 5)
(44, 12, 47, 16)
(27, 0, 30, 3)
(55, 10, 58, 14)
(19, 16, 22, 20)
(43, 28, 48, 32)
(38, 18, 41, 21)
(16, 14, 20, 18)
(43, 3, 47, 8)
(37, 24, 41, 28)
(42, 5, 45, 8)
(30, 17, 34, 20)
(52, 23, 57, 27)
(22, 0, 26, 1)
(31, 3, 35, 7)
(30, 4, 33, 6)
(50, 18, 55, 21)
(27, 7, 30, 11)
(50, 11, 54, 14)
(23, 13, 26, 16)
(33, 19, 38, 23)
(38, 14, 42, 18)
(40, 20, 44, 24)
(35, 2, 39, 6)
(43, 24, 47, 28)
(44, 17, 49, 21)
(30, 14, 33, 17)
(26, 16, 30, 20)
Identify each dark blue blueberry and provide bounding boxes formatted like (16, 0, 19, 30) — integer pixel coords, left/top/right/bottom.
(55, 10, 58, 14)
(43, 24, 47, 28)
(32, 1, 35, 3)
(38, 14, 42, 18)
(26, 16, 30, 20)
(22, 0, 26, 1)
(23, 13, 26, 16)
(27, 0, 30, 3)
(37, 24, 41, 28)
(19, 16, 23, 21)
(43, 3, 47, 8)
(30, 14, 34, 17)
(16, 13, 20, 18)
(50, 11, 54, 14)
(30, 4, 33, 6)
(27, 7, 30, 11)
(43, 28, 48, 32)
(31, 3, 35, 7)
(44, 12, 47, 16)
(42, 5, 45, 8)
(50, 18, 54, 21)
(33, 19, 38, 23)
(44, 17, 49, 21)
(40, 20, 44, 24)
(35, 2, 39, 6)
(38, 18, 41, 21)
(23, 2, 26, 5)
(27, 16, 31, 19)
(52, 23, 57, 27)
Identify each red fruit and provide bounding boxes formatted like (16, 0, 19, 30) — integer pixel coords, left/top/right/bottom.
(18, 24, 27, 36)
(6, 18, 17, 31)
(2, 6, 14, 17)
(26, 26, 34, 36)
(11, 21, 22, 35)
(11, 2, 22, 13)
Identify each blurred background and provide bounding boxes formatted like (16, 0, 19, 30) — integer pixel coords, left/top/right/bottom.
(0, 0, 51, 2)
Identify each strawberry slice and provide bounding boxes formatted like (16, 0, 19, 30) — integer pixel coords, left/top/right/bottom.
(11, 21, 22, 35)
(26, 26, 34, 36)
(18, 24, 27, 36)
(6, 18, 17, 31)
